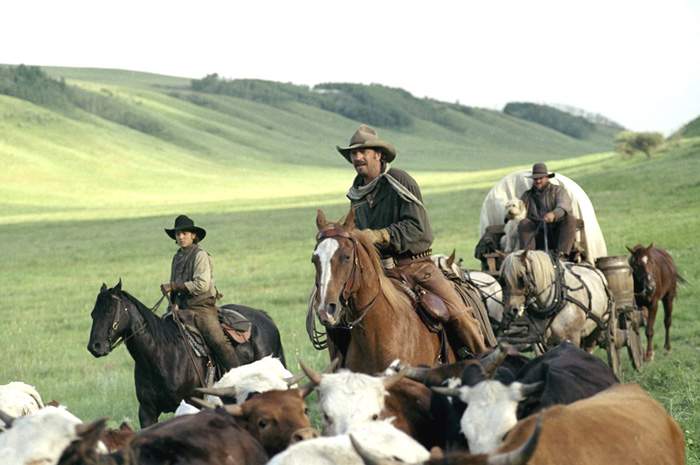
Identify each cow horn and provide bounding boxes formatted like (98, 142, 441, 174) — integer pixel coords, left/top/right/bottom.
(224, 404, 244, 417)
(447, 249, 456, 267)
(520, 381, 544, 397)
(75, 417, 108, 439)
(326, 356, 342, 373)
(383, 367, 407, 389)
(487, 415, 542, 465)
(403, 366, 430, 383)
(625, 245, 634, 254)
(0, 409, 15, 428)
(349, 433, 403, 465)
(285, 372, 307, 387)
(481, 345, 508, 379)
(299, 360, 322, 386)
(196, 386, 237, 398)
(189, 397, 217, 410)
(431, 386, 462, 398)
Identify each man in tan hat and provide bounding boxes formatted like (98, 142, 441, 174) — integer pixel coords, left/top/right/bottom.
(337, 124, 488, 358)
(161, 215, 239, 371)
(518, 163, 577, 256)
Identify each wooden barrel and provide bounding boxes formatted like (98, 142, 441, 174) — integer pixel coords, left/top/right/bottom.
(595, 256, 635, 309)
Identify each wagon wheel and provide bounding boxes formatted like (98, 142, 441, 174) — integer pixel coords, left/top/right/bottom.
(606, 305, 621, 379)
(624, 309, 645, 371)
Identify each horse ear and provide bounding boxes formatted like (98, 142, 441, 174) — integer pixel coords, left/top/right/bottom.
(115, 279, 122, 291)
(342, 208, 356, 230)
(447, 249, 456, 267)
(647, 243, 654, 250)
(316, 209, 328, 231)
(100, 283, 107, 292)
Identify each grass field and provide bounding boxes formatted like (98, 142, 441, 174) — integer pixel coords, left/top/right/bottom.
(1, 134, 698, 461)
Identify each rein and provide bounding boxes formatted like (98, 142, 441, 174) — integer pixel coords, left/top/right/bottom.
(108, 293, 167, 351)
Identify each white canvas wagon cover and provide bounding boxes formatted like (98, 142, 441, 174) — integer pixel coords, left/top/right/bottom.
(478, 171, 607, 264)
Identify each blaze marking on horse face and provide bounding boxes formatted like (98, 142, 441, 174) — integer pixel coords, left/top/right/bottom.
(314, 238, 339, 306)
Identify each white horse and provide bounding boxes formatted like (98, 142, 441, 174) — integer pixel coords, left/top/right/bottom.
(501, 250, 611, 348)
(432, 254, 504, 326)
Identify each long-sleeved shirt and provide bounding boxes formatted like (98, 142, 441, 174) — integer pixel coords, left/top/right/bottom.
(350, 168, 433, 257)
(169, 243, 217, 306)
(521, 182, 573, 222)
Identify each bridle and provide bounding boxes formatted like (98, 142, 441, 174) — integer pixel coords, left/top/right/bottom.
(315, 227, 381, 329)
(104, 292, 165, 350)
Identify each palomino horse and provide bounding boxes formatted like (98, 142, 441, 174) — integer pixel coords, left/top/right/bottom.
(501, 250, 612, 349)
(311, 209, 456, 373)
(627, 243, 685, 361)
(87, 281, 285, 427)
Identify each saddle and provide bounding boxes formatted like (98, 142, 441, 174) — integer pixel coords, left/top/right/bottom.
(164, 307, 252, 359)
(385, 269, 449, 333)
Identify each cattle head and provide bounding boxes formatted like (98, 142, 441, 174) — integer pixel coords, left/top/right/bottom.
(627, 244, 656, 298)
(301, 361, 405, 435)
(433, 379, 542, 454)
(87, 280, 130, 357)
(312, 209, 358, 326)
(223, 388, 318, 455)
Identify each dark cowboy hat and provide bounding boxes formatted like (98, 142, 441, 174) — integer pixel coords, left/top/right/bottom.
(165, 215, 207, 241)
(336, 124, 397, 163)
(527, 162, 555, 179)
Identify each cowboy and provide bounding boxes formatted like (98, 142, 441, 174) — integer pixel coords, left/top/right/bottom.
(517, 162, 577, 257)
(161, 215, 239, 371)
(337, 124, 488, 358)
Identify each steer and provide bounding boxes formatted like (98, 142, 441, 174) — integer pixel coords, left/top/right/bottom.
(0, 382, 44, 424)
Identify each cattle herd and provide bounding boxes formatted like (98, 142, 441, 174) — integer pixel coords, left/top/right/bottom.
(0, 338, 687, 464)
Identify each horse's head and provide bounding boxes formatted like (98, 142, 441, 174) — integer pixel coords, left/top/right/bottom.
(87, 280, 131, 357)
(311, 209, 362, 326)
(627, 243, 656, 298)
(501, 250, 555, 316)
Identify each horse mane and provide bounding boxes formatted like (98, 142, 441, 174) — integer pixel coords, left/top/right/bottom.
(118, 289, 181, 343)
(348, 229, 409, 311)
(501, 250, 555, 293)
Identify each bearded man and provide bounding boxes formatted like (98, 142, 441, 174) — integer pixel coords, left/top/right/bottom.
(336, 124, 489, 358)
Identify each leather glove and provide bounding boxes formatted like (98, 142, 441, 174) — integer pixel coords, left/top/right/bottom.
(160, 282, 172, 295)
(363, 228, 390, 246)
(543, 212, 556, 223)
(171, 281, 188, 292)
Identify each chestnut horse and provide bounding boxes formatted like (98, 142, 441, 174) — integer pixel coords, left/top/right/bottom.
(311, 209, 455, 373)
(627, 244, 685, 361)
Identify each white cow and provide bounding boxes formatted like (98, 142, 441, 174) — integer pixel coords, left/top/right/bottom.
(0, 382, 44, 422)
(266, 420, 429, 465)
(176, 356, 293, 415)
(0, 406, 98, 465)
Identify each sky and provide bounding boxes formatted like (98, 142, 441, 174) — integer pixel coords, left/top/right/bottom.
(3, 0, 700, 134)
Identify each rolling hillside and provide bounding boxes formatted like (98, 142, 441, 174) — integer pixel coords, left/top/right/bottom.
(1, 65, 619, 224)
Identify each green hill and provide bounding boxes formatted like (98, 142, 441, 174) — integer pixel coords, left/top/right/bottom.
(676, 114, 700, 138)
(0, 65, 620, 224)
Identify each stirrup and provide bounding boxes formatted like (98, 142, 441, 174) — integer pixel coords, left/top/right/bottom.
(456, 347, 475, 360)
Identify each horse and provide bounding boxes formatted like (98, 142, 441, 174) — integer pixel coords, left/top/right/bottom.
(87, 280, 285, 427)
(627, 243, 685, 361)
(311, 209, 456, 373)
(500, 250, 611, 350)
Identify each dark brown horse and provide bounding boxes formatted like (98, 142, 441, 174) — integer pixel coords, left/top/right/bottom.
(87, 281, 285, 427)
(627, 244, 685, 361)
(311, 209, 455, 373)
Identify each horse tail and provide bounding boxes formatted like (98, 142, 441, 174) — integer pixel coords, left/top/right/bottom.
(676, 272, 688, 285)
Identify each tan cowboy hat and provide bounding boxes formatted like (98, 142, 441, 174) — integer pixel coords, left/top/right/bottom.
(336, 124, 397, 163)
(527, 162, 555, 179)
(165, 215, 207, 241)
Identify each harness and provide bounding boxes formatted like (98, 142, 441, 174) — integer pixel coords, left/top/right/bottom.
(518, 253, 611, 344)
(107, 293, 167, 351)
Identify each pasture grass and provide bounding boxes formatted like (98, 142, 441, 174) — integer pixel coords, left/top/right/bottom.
(1, 137, 698, 462)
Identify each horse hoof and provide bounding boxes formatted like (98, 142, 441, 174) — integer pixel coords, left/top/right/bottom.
(645, 352, 655, 362)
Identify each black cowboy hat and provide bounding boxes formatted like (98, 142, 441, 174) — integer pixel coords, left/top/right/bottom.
(527, 162, 555, 179)
(336, 124, 397, 163)
(165, 215, 207, 241)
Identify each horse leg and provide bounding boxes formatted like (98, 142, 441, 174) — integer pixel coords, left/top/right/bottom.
(138, 403, 159, 428)
(645, 301, 659, 361)
(662, 294, 673, 352)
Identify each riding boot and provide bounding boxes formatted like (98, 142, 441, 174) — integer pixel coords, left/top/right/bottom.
(192, 303, 240, 371)
(445, 315, 488, 360)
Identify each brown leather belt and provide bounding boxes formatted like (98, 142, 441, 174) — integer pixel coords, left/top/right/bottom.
(393, 249, 432, 267)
